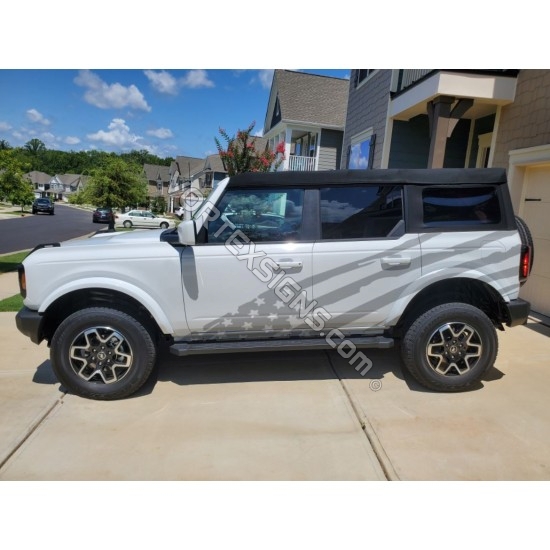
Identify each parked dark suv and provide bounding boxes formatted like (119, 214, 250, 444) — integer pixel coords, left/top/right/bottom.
(32, 198, 54, 215)
(92, 207, 113, 223)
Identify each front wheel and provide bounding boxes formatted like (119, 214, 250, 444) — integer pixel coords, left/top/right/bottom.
(400, 303, 498, 392)
(50, 307, 157, 400)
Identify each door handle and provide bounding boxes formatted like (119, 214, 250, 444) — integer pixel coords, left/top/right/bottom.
(381, 256, 411, 268)
(275, 261, 303, 269)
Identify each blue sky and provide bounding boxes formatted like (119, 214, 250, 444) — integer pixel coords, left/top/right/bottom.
(0, 69, 349, 160)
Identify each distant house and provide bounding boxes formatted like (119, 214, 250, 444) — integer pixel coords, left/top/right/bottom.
(25, 171, 89, 200)
(143, 163, 171, 206)
(168, 154, 229, 211)
(263, 70, 349, 171)
(25, 171, 52, 198)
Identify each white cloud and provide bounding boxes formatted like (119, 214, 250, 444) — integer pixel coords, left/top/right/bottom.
(180, 69, 214, 89)
(258, 70, 274, 89)
(144, 70, 178, 95)
(26, 108, 51, 125)
(253, 129, 264, 137)
(0, 121, 12, 131)
(65, 136, 81, 145)
(147, 127, 174, 139)
(74, 70, 151, 112)
(87, 118, 144, 149)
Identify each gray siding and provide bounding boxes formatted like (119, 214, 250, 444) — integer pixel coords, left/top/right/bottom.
(342, 70, 392, 169)
(389, 116, 430, 168)
(318, 129, 343, 171)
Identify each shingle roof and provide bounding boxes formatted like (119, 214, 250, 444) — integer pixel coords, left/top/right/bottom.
(204, 154, 226, 173)
(25, 171, 51, 185)
(171, 156, 205, 178)
(273, 70, 349, 128)
(143, 163, 170, 182)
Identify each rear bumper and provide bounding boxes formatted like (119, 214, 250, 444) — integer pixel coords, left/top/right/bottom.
(505, 299, 530, 327)
(15, 307, 45, 344)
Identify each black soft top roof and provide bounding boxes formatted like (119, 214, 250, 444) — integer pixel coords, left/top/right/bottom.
(228, 168, 507, 188)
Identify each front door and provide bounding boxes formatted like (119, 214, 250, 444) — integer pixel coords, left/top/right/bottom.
(181, 187, 314, 338)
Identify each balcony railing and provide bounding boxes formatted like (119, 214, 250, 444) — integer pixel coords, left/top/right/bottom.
(287, 155, 316, 171)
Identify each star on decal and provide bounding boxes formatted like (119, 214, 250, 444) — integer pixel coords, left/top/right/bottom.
(243, 322, 253, 330)
(274, 300, 285, 310)
(249, 309, 259, 317)
(254, 297, 265, 306)
(222, 318, 233, 327)
(268, 313, 279, 321)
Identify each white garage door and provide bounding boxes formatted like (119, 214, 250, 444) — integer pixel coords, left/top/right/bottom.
(520, 165, 550, 317)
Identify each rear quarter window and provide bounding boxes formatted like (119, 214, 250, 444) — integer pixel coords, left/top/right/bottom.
(422, 186, 501, 226)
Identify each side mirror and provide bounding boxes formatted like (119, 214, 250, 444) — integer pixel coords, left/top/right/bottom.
(178, 219, 196, 245)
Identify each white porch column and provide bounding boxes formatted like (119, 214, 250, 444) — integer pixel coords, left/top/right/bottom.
(284, 127, 292, 171)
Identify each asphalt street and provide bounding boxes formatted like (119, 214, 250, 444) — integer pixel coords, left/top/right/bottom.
(0, 203, 100, 254)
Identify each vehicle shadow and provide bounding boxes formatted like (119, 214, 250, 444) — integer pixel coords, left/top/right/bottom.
(29, 345, 505, 399)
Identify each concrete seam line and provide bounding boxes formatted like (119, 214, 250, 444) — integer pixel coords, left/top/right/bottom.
(0, 397, 64, 472)
(326, 352, 400, 481)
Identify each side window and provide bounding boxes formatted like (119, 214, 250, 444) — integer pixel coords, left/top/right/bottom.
(207, 188, 304, 243)
(422, 186, 501, 226)
(320, 186, 403, 239)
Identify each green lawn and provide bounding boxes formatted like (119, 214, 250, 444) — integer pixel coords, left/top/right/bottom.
(0, 294, 23, 312)
(0, 250, 30, 274)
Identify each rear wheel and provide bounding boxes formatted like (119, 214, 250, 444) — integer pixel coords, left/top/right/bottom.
(401, 303, 498, 392)
(123, 220, 132, 228)
(160, 222, 169, 229)
(50, 307, 157, 400)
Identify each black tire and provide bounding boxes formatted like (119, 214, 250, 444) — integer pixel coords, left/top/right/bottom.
(401, 303, 498, 392)
(123, 220, 132, 228)
(50, 307, 157, 400)
(160, 222, 169, 229)
(515, 215, 535, 271)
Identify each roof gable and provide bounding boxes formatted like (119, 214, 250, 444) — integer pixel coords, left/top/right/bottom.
(264, 70, 349, 133)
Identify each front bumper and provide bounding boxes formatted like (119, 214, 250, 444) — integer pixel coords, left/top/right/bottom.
(504, 298, 530, 327)
(15, 307, 45, 344)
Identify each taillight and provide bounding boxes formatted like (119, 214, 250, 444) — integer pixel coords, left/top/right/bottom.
(18, 265, 27, 298)
(520, 245, 531, 282)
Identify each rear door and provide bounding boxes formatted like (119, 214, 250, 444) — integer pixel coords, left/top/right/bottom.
(311, 185, 422, 329)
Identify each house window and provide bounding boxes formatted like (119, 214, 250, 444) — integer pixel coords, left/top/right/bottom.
(355, 69, 377, 87)
(348, 129, 376, 169)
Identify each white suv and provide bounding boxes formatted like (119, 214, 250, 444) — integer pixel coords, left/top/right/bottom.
(16, 168, 532, 400)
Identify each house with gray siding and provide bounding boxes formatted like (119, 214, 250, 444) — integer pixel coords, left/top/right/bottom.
(343, 69, 550, 318)
(263, 70, 349, 171)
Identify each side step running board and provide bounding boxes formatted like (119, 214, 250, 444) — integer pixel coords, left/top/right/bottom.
(170, 336, 394, 356)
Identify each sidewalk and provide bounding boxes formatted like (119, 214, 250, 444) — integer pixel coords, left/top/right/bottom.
(0, 272, 20, 300)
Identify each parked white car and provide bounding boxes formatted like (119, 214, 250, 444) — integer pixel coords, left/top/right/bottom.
(115, 210, 175, 229)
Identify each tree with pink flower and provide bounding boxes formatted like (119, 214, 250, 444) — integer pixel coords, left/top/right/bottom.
(215, 121, 285, 176)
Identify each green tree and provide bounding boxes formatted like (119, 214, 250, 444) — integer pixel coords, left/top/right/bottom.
(0, 139, 11, 150)
(0, 152, 34, 212)
(150, 196, 166, 214)
(82, 158, 147, 230)
(24, 138, 46, 155)
(215, 121, 285, 176)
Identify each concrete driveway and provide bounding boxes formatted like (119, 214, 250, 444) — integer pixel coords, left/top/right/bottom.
(1, 309, 549, 480)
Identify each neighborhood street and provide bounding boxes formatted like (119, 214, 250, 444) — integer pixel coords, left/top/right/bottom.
(0, 203, 98, 254)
